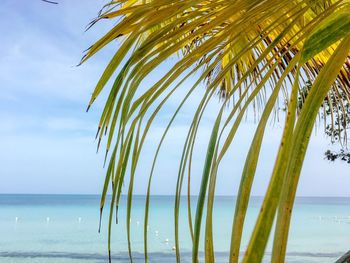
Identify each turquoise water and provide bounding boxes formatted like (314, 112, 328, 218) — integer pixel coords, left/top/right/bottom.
(0, 195, 349, 262)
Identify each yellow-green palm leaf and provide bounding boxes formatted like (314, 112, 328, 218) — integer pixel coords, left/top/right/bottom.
(82, 0, 350, 262)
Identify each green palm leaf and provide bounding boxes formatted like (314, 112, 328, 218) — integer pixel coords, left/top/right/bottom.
(81, 0, 350, 262)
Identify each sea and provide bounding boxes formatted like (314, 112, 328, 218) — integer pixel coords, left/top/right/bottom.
(0, 194, 349, 263)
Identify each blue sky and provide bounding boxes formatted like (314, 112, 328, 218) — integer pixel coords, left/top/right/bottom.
(0, 0, 348, 196)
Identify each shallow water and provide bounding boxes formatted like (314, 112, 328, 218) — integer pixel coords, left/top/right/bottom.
(0, 195, 349, 262)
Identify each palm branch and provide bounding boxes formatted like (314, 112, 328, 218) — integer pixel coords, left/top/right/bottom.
(81, 0, 350, 262)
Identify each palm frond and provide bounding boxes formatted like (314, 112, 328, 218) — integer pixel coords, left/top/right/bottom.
(82, 0, 350, 262)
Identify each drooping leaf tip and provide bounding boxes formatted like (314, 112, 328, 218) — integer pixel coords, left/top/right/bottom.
(41, 0, 58, 4)
(103, 149, 109, 168)
(77, 53, 89, 67)
(95, 126, 101, 140)
(83, 45, 93, 54)
(96, 137, 102, 154)
(116, 205, 119, 224)
(87, 97, 96, 112)
(86, 104, 91, 112)
(98, 206, 103, 233)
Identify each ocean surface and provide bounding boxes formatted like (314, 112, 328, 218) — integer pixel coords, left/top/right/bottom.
(0, 195, 349, 263)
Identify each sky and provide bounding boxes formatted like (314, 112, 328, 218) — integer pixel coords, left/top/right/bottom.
(0, 0, 348, 196)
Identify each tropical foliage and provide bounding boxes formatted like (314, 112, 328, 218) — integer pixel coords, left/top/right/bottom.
(298, 81, 350, 163)
(82, 0, 350, 262)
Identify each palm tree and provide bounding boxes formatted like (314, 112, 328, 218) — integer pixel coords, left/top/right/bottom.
(81, 1, 350, 262)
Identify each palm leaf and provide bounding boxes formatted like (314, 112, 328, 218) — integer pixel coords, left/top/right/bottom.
(81, 0, 350, 262)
